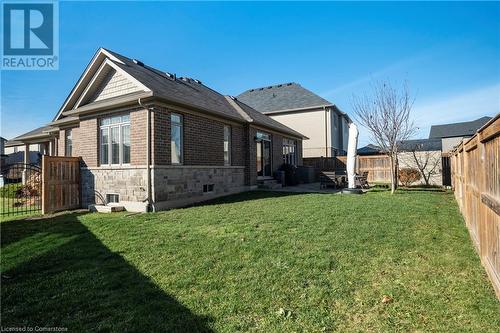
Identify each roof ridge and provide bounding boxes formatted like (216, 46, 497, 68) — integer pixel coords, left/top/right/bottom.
(244, 82, 297, 93)
(224, 96, 253, 122)
(432, 116, 493, 127)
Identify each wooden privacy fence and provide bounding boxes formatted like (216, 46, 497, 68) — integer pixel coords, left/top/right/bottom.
(304, 156, 391, 183)
(451, 115, 500, 298)
(42, 155, 81, 214)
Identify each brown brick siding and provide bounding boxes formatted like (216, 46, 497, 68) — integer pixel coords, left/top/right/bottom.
(183, 112, 224, 165)
(79, 118, 98, 167)
(231, 124, 246, 167)
(151, 106, 170, 165)
(246, 127, 257, 186)
(151, 105, 245, 167)
(57, 130, 65, 156)
(130, 109, 147, 165)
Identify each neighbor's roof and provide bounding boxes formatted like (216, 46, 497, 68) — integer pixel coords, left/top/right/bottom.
(398, 138, 442, 152)
(102, 49, 305, 138)
(357, 138, 442, 155)
(237, 82, 333, 113)
(357, 144, 382, 155)
(428, 116, 492, 139)
(7, 125, 54, 145)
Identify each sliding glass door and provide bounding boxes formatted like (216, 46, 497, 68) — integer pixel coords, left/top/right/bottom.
(256, 132, 272, 178)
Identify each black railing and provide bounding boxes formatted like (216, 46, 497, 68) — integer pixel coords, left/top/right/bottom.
(0, 163, 42, 217)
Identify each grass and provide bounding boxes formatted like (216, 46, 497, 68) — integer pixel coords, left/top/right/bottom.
(0, 183, 22, 198)
(1, 190, 499, 332)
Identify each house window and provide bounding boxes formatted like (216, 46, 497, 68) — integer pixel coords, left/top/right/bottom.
(171, 113, 183, 164)
(65, 129, 72, 157)
(283, 138, 297, 165)
(100, 114, 130, 165)
(224, 125, 231, 165)
(203, 184, 214, 193)
(106, 193, 119, 203)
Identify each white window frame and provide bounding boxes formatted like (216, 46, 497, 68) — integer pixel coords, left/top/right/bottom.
(224, 125, 231, 166)
(283, 138, 297, 165)
(65, 129, 73, 157)
(171, 113, 183, 165)
(99, 114, 130, 166)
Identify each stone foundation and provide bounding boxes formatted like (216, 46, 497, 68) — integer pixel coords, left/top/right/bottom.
(81, 165, 247, 212)
(152, 166, 246, 209)
(81, 166, 149, 212)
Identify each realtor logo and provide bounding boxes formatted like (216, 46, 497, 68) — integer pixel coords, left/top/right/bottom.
(2, 1, 59, 70)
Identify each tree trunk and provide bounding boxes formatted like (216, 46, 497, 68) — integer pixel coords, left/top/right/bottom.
(389, 154, 396, 194)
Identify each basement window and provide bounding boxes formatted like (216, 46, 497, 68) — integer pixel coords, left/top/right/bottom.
(106, 193, 120, 204)
(203, 184, 214, 193)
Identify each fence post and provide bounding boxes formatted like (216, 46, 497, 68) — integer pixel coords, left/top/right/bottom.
(41, 155, 48, 214)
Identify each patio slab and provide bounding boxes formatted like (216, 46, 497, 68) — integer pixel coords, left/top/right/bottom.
(262, 182, 342, 194)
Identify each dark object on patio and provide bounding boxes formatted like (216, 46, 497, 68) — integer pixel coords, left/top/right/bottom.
(341, 188, 364, 194)
(279, 164, 299, 186)
(320, 171, 345, 189)
(355, 171, 370, 189)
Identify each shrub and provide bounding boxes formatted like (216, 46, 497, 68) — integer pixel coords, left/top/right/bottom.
(399, 168, 421, 187)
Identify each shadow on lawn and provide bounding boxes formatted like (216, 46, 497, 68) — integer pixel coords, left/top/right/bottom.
(194, 190, 311, 207)
(1, 213, 214, 332)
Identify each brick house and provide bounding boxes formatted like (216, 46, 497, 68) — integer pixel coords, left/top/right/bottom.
(8, 48, 306, 212)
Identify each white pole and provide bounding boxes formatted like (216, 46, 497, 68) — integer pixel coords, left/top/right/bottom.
(346, 122, 359, 189)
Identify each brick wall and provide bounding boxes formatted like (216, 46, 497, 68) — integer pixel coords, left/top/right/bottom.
(246, 127, 257, 186)
(151, 105, 245, 167)
(152, 106, 170, 165)
(183, 112, 224, 165)
(57, 130, 65, 156)
(231, 124, 246, 167)
(130, 109, 148, 165)
(79, 118, 98, 167)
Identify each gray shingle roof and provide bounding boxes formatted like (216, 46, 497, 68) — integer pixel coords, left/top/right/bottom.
(237, 83, 333, 113)
(428, 116, 492, 139)
(9, 125, 53, 142)
(358, 138, 442, 155)
(104, 49, 304, 138)
(357, 144, 382, 155)
(398, 138, 442, 152)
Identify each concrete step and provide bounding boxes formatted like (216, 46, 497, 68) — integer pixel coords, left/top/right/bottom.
(88, 204, 126, 213)
(257, 179, 282, 189)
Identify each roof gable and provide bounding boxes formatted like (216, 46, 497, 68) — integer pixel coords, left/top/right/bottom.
(237, 83, 333, 113)
(54, 48, 151, 121)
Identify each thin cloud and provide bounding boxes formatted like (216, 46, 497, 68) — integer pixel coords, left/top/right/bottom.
(412, 83, 500, 137)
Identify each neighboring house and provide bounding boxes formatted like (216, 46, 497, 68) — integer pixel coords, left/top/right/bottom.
(2, 137, 43, 167)
(7, 48, 306, 212)
(398, 138, 443, 186)
(357, 138, 443, 186)
(237, 83, 350, 158)
(0, 137, 5, 156)
(429, 116, 492, 152)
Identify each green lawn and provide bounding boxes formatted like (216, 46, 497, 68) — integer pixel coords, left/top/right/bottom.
(1, 190, 499, 332)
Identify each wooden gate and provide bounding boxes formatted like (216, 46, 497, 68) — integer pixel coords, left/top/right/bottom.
(42, 155, 81, 214)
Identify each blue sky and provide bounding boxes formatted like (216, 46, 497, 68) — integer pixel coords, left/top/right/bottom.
(1, 1, 499, 146)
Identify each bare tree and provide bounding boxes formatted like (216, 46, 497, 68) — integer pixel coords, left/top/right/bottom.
(405, 144, 441, 186)
(352, 80, 416, 194)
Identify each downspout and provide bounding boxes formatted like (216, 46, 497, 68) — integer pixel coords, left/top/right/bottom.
(138, 98, 153, 212)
